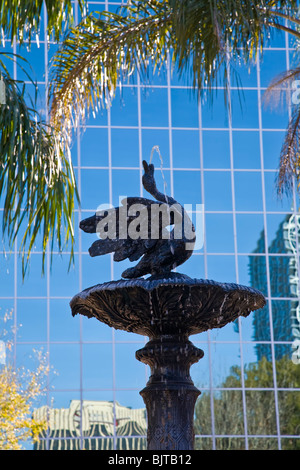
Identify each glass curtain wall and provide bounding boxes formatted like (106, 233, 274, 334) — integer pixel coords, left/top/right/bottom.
(0, 0, 299, 450)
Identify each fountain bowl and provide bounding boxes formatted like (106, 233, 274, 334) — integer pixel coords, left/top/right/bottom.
(70, 272, 266, 338)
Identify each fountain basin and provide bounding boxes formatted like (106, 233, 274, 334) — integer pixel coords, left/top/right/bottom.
(70, 272, 266, 338)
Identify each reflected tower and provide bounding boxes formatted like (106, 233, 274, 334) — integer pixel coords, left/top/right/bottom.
(249, 214, 300, 360)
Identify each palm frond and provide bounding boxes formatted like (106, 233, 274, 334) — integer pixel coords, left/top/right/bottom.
(0, 58, 78, 278)
(49, 1, 173, 146)
(263, 66, 300, 110)
(0, 0, 87, 45)
(277, 105, 300, 195)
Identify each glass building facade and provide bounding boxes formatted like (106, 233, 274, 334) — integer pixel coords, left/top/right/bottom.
(0, 1, 299, 450)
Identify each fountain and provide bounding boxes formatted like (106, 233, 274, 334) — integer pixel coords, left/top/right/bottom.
(70, 160, 266, 450)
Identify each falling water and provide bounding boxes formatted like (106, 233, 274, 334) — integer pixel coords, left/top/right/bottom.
(149, 146, 175, 255)
(149, 145, 168, 202)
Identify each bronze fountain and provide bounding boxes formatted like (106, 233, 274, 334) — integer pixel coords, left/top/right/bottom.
(70, 160, 265, 450)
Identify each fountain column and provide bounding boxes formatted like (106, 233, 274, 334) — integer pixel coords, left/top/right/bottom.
(136, 334, 204, 450)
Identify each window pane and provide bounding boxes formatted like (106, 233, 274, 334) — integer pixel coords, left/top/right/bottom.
(207, 254, 236, 283)
(260, 50, 287, 88)
(81, 128, 108, 167)
(264, 172, 292, 212)
(80, 169, 109, 210)
(204, 171, 232, 211)
(141, 87, 168, 127)
(82, 343, 113, 389)
(231, 90, 259, 129)
(171, 89, 199, 127)
(205, 213, 234, 253)
(262, 131, 285, 170)
(172, 130, 200, 168)
(173, 170, 201, 205)
(111, 128, 139, 167)
(236, 214, 265, 253)
(232, 130, 261, 169)
(111, 87, 138, 126)
(203, 130, 230, 169)
(234, 172, 263, 211)
(112, 169, 140, 206)
(17, 299, 47, 342)
(201, 97, 229, 128)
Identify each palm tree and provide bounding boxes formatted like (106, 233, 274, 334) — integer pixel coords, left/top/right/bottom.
(0, 0, 87, 277)
(48, 0, 300, 197)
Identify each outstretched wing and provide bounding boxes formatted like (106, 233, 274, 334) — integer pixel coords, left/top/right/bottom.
(79, 197, 174, 263)
(80, 197, 171, 234)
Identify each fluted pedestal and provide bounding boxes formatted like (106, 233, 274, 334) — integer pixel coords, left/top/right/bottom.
(136, 335, 203, 450)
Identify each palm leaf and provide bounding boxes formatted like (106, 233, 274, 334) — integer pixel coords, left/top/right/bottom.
(277, 105, 300, 195)
(0, 0, 87, 45)
(0, 56, 78, 278)
(49, 1, 174, 146)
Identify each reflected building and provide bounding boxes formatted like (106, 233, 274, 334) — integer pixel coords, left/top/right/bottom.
(33, 400, 147, 450)
(249, 214, 300, 361)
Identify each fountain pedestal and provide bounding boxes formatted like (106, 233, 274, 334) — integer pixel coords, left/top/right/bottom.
(70, 273, 265, 451)
(136, 334, 203, 450)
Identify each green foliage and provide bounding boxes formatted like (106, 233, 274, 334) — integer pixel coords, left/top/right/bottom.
(0, 360, 48, 449)
(0, 311, 49, 450)
(194, 356, 300, 450)
(0, 0, 86, 45)
(0, 1, 85, 277)
(0, 53, 78, 277)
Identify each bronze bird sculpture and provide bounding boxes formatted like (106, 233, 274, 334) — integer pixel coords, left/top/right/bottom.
(79, 160, 196, 279)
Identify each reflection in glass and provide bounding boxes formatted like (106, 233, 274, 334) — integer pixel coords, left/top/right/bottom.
(207, 254, 236, 283)
(202, 130, 230, 169)
(171, 89, 199, 127)
(232, 130, 260, 169)
(81, 128, 109, 167)
(111, 128, 139, 167)
(201, 96, 229, 128)
(231, 90, 259, 129)
(33, 399, 147, 450)
(264, 172, 293, 212)
(172, 130, 200, 168)
(173, 170, 201, 205)
(249, 214, 300, 361)
(262, 131, 285, 170)
(17, 299, 47, 343)
(236, 214, 265, 253)
(82, 343, 113, 390)
(234, 171, 263, 211)
(115, 343, 146, 389)
(110, 87, 138, 126)
(259, 50, 287, 88)
(204, 171, 232, 211)
(205, 213, 234, 253)
(50, 299, 80, 342)
(141, 87, 168, 127)
(80, 169, 109, 210)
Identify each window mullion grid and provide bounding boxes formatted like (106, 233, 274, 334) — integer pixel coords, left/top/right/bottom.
(257, 51, 282, 450)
